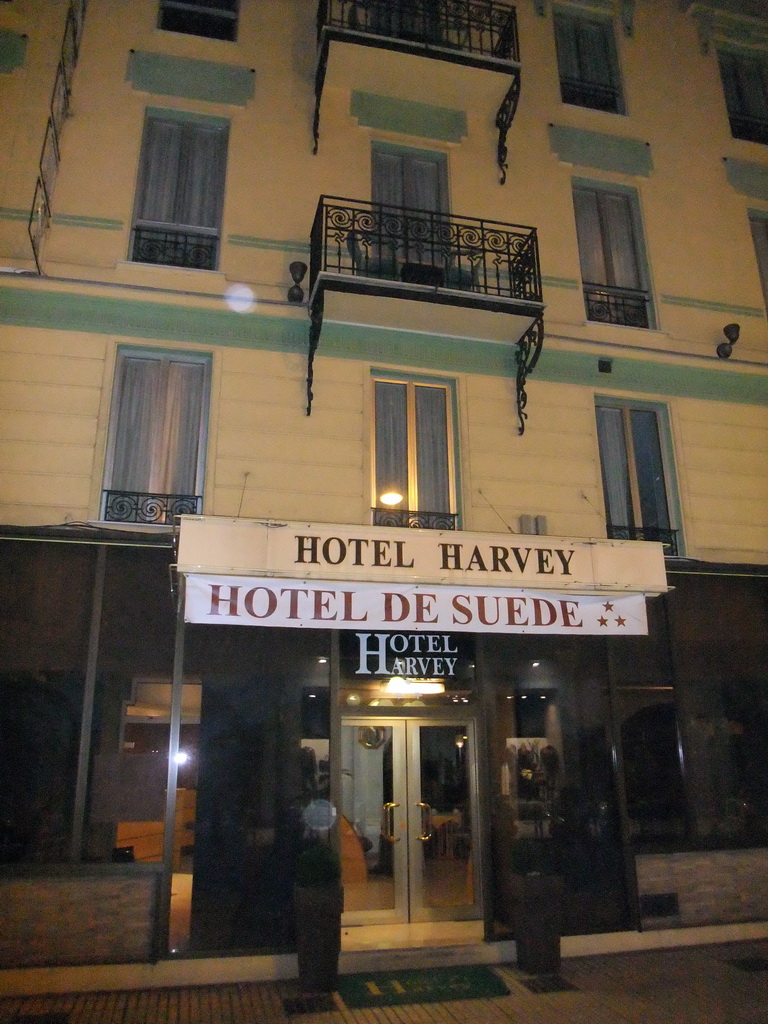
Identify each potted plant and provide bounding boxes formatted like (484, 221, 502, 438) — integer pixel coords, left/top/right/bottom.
(505, 837, 563, 974)
(293, 841, 343, 992)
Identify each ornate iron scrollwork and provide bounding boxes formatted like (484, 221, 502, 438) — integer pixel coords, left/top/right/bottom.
(496, 77, 521, 185)
(515, 316, 544, 435)
(307, 290, 324, 415)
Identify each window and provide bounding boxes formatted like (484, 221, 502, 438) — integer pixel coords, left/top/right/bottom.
(553, 9, 624, 113)
(372, 144, 447, 214)
(103, 350, 210, 524)
(595, 401, 678, 554)
(372, 377, 457, 530)
(718, 50, 768, 145)
(131, 114, 228, 271)
(749, 213, 768, 309)
(158, 0, 238, 41)
(573, 183, 652, 328)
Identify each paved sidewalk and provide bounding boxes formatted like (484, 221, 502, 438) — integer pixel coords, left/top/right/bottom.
(1, 940, 767, 1024)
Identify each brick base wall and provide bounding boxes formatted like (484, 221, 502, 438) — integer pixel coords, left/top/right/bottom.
(0, 865, 163, 967)
(636, 849, 768, 930)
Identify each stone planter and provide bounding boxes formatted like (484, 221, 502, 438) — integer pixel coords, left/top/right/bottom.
(293, 883, 344, 992)
(507, 873, 564, 974)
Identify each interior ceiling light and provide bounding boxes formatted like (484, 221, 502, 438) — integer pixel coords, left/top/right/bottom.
(379, 491, 404, 506)
(384, 677, 446, 696)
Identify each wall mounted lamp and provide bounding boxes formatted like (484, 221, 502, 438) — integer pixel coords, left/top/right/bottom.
(717, 322, 740, 359)
(287, 261, 307, 303)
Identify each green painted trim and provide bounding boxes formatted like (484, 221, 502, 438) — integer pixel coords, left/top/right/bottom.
(0, 207, 29, 223)
(351, 92, 467, 143)
(52, 214, 124, 231)
(542, 275, 580, 289)
(146, 106, 230, 129)
(227, 235, 310, 254)
(1, 285, 767, 407)
(0, 286, 307, 353)
(660, 293, 765, 318)
(725, 157, 768, 202)
(556, 0, 616, 14)
(550, 125, 652, 176)
(536, 347, 768, 405)
(127, 52, 254, 106)
(0, 30, 27, 73)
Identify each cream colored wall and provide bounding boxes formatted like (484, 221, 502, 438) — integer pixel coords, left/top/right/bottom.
(0, 0, 767, 563)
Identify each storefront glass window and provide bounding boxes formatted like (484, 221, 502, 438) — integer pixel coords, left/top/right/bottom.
(667, 573, 768, 847)
(484, 633, 631, 936)
(180, 625, 330, 954)
(84, 546, 177, 864)
(0, 540, 95, 864)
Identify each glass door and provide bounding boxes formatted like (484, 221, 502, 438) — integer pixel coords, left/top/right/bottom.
(340, 717, 481, 926)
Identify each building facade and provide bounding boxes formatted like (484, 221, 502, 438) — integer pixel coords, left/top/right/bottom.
(1, 0, 768, 989)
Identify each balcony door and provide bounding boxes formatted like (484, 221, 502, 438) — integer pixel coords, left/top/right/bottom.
(371, 145, 447, 280)
(340, 717, 481, 925)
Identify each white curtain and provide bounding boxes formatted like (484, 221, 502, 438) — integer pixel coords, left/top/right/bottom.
(374, 381, 408, 503)
(415, 385, 450, 513)
(110, 355, 206, 496)
(135, 117, 228, 230)
(595, 406, 633, 529)
(573, 187, 640, 289)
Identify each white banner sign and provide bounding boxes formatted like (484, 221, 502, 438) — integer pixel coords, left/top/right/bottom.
(184, 575, 649, 635)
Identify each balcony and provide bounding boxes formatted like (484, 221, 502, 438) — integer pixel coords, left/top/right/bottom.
(584, 283, 650, 329)
(103, 490, 202, 525)
(607, 524, 679, 557)
(372, 507, 458, 530)
(306, 195, 545, 429)
(131, 225, 219, 271)
(314, 0, 521, 182)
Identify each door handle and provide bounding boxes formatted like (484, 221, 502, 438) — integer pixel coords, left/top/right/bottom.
(416, 801, 433, 841)
(382, 801, 400, 842)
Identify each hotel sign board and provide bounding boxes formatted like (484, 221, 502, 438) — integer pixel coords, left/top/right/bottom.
(184, 575, 649, 635)
(176, 516, 668, 594)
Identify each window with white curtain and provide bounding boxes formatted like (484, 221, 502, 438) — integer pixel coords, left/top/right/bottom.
(749, 213, 768, 310)
(718, 50, 768, 145)
(102, 350, 210, 524)
(158, 0, 239, 41)
(131, 113, 229, 271)
(553, 9, 624, 113)
(372, 377, 457, 530)
(573, 183, 652, 328)
(595, 401, 678, 554)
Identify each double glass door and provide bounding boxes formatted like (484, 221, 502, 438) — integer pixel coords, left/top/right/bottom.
(340, 717, 481, 925)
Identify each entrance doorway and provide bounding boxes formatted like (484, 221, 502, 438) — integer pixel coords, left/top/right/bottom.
(340, 717, 481, 927)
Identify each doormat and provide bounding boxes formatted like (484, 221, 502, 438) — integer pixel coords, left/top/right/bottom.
(336, 965, 509, 1007)
(518, 973, 578, 993)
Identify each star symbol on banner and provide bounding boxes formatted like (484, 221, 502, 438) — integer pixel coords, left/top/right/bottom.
(598, 615, 609, 627)
(603, 602, 614, 612)
(615, 616, 626, 627)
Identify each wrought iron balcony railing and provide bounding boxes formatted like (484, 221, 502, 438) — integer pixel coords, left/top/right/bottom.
(373, 507, 458, 530)
(311, 197, 542, 304)
(560, 75, 621, 113)
(28, 0, 88, 272)
(607, 524, 679, 556)
(584, 283, 650, 329)
(307, 195, 545, 431)
(729, 114, 768, 147)
(318, 0, 519, 61)
(314, 0, 521, 182)
(131, 225, 219, 271)
(103, 490, 202, 525)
